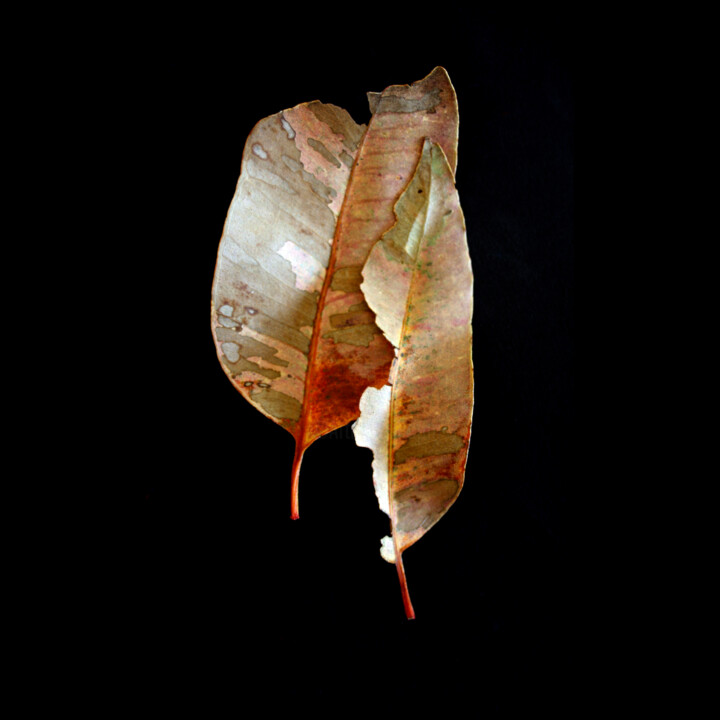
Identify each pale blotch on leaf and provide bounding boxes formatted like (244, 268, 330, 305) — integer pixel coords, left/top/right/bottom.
(380, 535, 396, 563)
(221, 342, 240, 363)
(252, 143, 268, 159)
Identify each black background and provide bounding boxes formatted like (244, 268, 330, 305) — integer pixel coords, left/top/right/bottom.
(107, 9, 574, 713)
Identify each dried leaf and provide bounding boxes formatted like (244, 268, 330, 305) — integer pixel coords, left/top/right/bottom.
(211, 69, 459, 517)
(353, 139, 474, 618)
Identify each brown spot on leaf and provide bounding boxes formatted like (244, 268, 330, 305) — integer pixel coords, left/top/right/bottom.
(330, 265, 363, 293)
(329, 308, 375, 329)
(371, 88, 442, 115)
(250, 388, 302, 421)
(323, 324, 378, 347)
(215, 330, 290, 368)
(366, 92, 382, 114)
(394, 430, 465, 464)
(306, 102, 366, 151)
(348, 300, 370, 313)
(395, 478, 459, 532)
(223, 355, 280, 380)
(307, 138, 342, 168)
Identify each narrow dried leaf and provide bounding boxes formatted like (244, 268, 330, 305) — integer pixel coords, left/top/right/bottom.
(211, 69, 459, 518)
(354, 139, 474, 618)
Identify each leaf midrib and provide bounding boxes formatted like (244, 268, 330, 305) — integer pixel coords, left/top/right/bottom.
(294, 108, 380, 451)
(387, 144, 434, 558)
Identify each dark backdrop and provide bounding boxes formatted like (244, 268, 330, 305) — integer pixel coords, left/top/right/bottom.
(110, 10, 574, 713)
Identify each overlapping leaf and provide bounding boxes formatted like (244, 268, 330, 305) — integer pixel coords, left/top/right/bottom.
(211, 68, 459, 517)
(353, 139, 474, 618)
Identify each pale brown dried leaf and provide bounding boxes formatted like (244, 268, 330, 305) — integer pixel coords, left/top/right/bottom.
(354, 139, 474, 618)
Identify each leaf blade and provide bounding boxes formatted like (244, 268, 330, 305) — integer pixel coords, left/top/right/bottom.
(355, 139, 474, 615)
(301, 68, 459, 446)
(211, 102, 360, 434)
